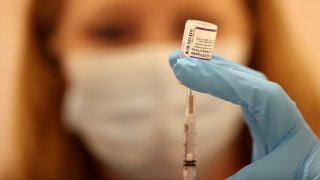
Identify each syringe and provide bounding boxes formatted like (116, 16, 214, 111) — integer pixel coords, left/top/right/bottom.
(183, 90, 196, 180)
(180, 20, 217, 180)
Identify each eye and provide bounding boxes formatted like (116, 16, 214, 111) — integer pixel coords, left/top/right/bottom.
(86, 22, 137, 46)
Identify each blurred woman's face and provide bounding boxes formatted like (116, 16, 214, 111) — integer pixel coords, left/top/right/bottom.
(55, 1, 253, 179)
(54, 0, 252, 54)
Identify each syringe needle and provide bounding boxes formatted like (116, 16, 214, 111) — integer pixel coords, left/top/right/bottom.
(188, 90, 193, 114)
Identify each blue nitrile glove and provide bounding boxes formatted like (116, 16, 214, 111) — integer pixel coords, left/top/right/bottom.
(169, 49, 320, 179)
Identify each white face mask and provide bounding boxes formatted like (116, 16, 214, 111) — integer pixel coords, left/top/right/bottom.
(61, 43, 247, 180)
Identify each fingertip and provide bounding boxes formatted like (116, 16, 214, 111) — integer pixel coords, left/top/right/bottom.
(169, 49, 181, 68)
(173, 57, 205, 81)
(175, 57, 200, 69)
(172, 58, 194, 80)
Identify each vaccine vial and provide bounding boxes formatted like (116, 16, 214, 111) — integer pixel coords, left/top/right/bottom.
(180, 20, 218, 60)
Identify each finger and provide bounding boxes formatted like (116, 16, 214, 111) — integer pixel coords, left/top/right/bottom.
(228, 127, 318, 180)
(171, 57, 306, 153)
(300, 143, 320, 179)
(169, 49, 180, 69)
(169, 50, 266, 80)
(212, 54, 267, 80)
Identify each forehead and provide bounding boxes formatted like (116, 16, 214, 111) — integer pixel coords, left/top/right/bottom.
(61, 0, 240, 20)
(63, 0, 229, 10)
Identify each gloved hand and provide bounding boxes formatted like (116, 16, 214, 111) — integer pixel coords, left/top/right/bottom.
(169, 49, 320, 179)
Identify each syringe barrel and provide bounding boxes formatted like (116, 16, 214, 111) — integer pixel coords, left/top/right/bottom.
(183, 166, 196, 180)
(184, 94, 197, 161)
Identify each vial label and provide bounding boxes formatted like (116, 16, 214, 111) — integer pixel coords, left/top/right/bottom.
(181, 20, 218, 60)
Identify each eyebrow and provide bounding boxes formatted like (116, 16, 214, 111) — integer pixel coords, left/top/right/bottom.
(85, 4, 140, 25)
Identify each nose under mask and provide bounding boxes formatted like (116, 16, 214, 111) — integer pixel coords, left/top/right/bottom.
(61, 43, 246, 180)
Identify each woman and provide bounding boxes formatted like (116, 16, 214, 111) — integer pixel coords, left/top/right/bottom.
(2, 0, 319, 179)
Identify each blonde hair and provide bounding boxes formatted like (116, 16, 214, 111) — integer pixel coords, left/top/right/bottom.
(11, 0, 102, 179)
